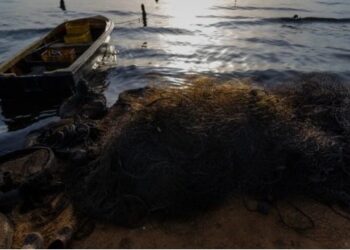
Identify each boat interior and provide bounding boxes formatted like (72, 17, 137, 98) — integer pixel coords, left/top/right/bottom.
(1, 18, 107, 76)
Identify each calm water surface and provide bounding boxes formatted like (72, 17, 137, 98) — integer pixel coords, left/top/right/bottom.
(0, 0, 349, 154)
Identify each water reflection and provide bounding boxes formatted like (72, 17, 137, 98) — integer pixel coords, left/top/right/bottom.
(0, 97, 62, 131)
(160, 0, 214, 29)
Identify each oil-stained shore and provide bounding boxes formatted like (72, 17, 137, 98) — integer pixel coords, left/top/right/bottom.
(2, 73, 350, 248)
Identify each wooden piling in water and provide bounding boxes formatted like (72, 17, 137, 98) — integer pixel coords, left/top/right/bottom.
(60, 0, 66, 11)
(141, 4, 147, 27)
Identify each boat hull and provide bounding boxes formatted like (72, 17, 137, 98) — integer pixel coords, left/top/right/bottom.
(0, 16, 114, 99)
(0, 73, 74, 99)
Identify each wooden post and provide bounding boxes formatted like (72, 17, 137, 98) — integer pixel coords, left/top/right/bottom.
(141, 4, 147, 27)
(60, 0, 66, 11)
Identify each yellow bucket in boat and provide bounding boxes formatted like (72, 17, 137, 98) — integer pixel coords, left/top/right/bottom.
(64, 31, 92, 44)
(65, 22, 90, 35)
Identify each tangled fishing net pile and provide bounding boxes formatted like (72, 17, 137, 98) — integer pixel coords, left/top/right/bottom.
(66, 74, 350, 226)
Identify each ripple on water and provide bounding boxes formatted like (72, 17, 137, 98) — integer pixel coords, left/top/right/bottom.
(212, 5, 312, 12)
(317, 1, 349, 6)
(208, 17, 350, 28)
(0, 28, 51, 39)
(326, 46, 350, 53)
(115, 26, 193, 35)
(333, 53, 350, 61)
(117, 47, 197, 60)
(242, 38, 302, 47)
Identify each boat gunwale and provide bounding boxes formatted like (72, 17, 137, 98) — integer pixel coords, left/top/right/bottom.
(0, 15, 114, 78)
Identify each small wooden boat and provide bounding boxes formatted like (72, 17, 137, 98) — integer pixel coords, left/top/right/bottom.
(0, 16, 114, 99)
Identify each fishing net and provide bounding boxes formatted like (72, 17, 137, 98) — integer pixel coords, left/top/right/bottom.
(65, 76, 350, 227)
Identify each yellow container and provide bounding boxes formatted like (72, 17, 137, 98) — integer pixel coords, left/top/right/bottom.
(64, 31, 92, 44)
(65, 22, 90, 35)
(41, 48, 76, 64)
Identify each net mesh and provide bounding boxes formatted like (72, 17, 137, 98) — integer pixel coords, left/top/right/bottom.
(62, 75, 350, 226)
